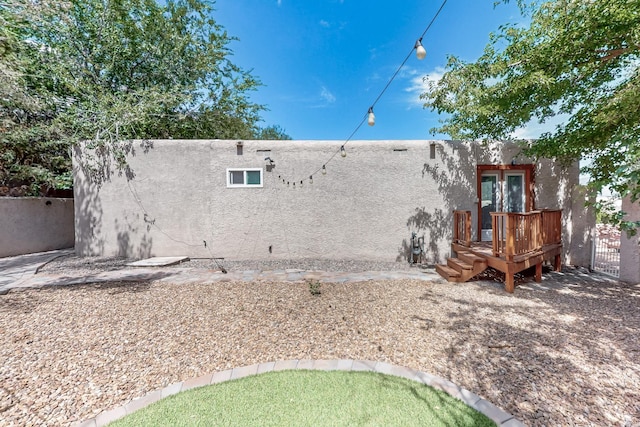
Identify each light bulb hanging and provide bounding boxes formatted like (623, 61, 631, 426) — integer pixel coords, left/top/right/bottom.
(415, 38, 426, 60)
(340, 146, 347, 157)
(309, 175, 313, 184)
(367, 107, 375, 126)
(300, 180, 303, 187)
(322, 165, 327, 175)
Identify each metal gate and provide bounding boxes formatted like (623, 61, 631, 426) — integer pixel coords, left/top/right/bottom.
(591, 224, 620, 277)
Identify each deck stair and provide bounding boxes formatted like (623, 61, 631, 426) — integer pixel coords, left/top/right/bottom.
(438, 209, 563, 292)
(435, 250, 488, 283)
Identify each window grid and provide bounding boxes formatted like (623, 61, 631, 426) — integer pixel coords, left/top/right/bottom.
(226, 168, 263, 188)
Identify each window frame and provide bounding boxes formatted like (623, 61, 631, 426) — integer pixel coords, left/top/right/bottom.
(226, 168, 264, 188)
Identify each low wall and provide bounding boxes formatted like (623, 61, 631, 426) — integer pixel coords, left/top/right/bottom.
(620, 196, 640, 283)
(0, 197, 75, 257)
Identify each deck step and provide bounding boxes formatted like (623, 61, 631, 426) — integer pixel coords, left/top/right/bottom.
(447, 258, 472, 271)
(437, 249, 490, 283)
(435, 264, 461, 281)
(456, 251, 487, 265)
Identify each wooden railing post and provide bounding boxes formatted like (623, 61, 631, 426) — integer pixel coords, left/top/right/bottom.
(464, 210, 471, 247)
(452, 210, 472, 247)
(534, 211, 543, 249)
(490, 212, 504, 257)
(505, 214, 516, 261)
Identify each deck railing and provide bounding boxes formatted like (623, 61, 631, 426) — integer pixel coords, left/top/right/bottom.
(540, 209, 562, 245)
(453, 210, 472, 247)
(490, 209, 562, 261)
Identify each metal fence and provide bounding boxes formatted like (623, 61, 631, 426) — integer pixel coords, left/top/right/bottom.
(591, 224, 620, 277)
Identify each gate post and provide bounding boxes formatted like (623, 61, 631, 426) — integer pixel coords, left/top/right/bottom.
(620, 196, 640, 283)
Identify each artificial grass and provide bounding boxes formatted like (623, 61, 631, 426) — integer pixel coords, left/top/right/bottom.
(110, 370, 496, 426)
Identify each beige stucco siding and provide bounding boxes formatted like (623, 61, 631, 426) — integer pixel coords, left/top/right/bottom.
(620, 196, 640, 283)
(0, 197, 74, 257)
(73, 139, 593, 265)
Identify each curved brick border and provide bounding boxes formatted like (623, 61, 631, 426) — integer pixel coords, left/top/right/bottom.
(75, 359, 524, 427)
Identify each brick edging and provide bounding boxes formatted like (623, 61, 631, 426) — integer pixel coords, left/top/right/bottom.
(75, 359, 524, 427)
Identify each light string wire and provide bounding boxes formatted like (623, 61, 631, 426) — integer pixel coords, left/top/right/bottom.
(82, 1, 448, 264)
(126, 178, 228, 272)
(283, 0, 448, 185)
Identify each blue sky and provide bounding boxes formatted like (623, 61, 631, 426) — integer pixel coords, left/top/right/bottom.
(215, 0, 527, 141)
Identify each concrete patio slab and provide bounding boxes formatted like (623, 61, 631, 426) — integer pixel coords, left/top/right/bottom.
(126, 256, 189, 267)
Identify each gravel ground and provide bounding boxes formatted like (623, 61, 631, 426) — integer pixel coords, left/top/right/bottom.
(1, 259, 639, 427)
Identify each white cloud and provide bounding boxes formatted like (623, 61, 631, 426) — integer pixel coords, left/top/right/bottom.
(510, 113, 569, 140)
(319, 19, 330, 28)
(510, 125, 540, 140)
(320, 86, 336, 104)
(403, 66, 445, 108)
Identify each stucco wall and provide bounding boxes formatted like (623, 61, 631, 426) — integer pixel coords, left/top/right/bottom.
(73, 140, 593, 265)
(0, 197, 75, 257)
(620, 196, 640, 283)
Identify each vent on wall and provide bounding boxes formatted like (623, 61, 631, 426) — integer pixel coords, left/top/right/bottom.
(393, 148, 408, 152)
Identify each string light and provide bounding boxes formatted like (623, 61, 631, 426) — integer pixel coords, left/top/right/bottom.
(273, 0, 448, 188)
(415, 39, 427, 60)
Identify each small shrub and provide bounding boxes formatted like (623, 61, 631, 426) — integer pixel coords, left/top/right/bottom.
(307, 280, 321, 296)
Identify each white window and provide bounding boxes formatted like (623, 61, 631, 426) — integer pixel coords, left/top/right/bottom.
(226, 168, 263, 188)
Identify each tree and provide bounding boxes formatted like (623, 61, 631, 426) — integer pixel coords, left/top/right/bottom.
(423, 0, 640, 231)
(0, 1, 73, 195)
(254, 125, 292, 140)
(0, 0, 289, 193)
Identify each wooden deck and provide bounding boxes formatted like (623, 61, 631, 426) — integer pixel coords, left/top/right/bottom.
(436, 209, 563, 293)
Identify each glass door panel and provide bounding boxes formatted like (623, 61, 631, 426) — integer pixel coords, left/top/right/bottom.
(481, 174, 498, 241)
(505, 173, 525, 213)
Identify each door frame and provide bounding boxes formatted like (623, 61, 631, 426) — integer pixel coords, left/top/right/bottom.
(476, 164, 535, 242)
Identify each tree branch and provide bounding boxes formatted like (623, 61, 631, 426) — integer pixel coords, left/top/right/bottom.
(598, 45, 640, 62)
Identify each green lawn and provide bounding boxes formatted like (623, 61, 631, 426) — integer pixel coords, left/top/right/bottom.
(110, 370, 496, 426)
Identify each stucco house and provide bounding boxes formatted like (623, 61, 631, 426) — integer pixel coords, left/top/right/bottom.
(73, 139, 594, 291)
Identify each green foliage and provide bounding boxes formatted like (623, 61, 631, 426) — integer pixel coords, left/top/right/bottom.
(307, 279, 322, 296)
(0, 0, 289, 192)
(596, 199, 640, 237)
(424, 0, 640, 231)
(255, 125, 293, 140)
